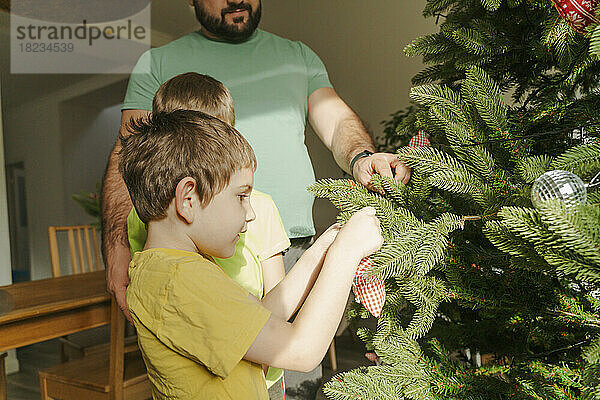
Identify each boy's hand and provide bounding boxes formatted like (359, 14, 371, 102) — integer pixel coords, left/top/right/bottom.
(301, 223, 341, 265)
(311, 223, 342, 253)
(334, 207, 383, 260)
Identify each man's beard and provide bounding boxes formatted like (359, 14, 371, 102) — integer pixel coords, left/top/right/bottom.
(193, 1, 262, 43)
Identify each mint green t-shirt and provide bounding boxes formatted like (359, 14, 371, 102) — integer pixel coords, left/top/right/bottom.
(122, 29, 332, 238)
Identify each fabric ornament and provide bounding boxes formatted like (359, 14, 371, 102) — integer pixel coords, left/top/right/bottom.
(352, 257, 386, 317)
(550, 0, 599, 34)
(351, 130, 432, 317)
(408, 129, 431, 147)
(365, 351, 383, 366)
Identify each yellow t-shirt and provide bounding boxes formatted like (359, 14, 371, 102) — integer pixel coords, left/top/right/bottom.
(127, 190, 289, 387)
(127, 248, 271, 400)
(128, 190, 289, 298)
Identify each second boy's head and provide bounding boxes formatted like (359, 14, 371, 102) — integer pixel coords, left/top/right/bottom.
(152, 72, 235, 126)
(120, 110, 256, 258)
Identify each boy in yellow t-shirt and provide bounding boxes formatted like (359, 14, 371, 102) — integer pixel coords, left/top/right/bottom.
(126, 73, 289, 393)
(120, 110, 382, 399)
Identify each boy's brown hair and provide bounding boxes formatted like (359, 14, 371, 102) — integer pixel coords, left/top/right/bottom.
(152, 72, 235, 126)
(119, 110, 256, 223)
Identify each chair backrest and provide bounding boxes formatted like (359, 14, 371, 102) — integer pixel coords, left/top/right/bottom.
(48, 225, 102, 277)
(38, 295, 149, 400)
(108, 295, 149, 400)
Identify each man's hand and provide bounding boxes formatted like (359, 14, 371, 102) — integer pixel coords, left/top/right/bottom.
(352, 152, 411, 194)
(307, 88, 411, 194)
(106, 243, 133, 324)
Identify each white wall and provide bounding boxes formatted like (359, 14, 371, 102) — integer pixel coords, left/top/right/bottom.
(1, 69, 128, 282)
(0, 83, 11, 285)
(0, 8, 158, 280)
(2, 82, 126, 280)
(3, 96, 65, 280)
(60, 89, 125, 226)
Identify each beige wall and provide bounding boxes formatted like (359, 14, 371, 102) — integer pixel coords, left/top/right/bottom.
(151, 1, 438, 232)
(1, 2, 436, 279)
(260, 1, 437, 232)
(262, 0, 436, 139)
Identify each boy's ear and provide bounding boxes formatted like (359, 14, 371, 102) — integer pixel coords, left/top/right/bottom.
(174, 177, 198, 224)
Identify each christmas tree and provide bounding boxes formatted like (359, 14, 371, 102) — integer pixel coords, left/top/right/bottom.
(310, 0, 600, 398)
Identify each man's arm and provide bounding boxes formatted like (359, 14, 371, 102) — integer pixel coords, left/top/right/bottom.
(307, 87, 411, 191)
(102, 109, 150, 322)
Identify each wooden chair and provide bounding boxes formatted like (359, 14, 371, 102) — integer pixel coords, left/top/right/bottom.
(328, 340, 337, 372)
(48, 225, 109, 361)
(39, 297, 151, 400)
(48, 225, 102, 277)
(0, 352, 6, 400)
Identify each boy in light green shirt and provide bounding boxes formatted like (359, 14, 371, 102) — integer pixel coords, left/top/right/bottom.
(126, 72, 290, 393)
(120, 109, 383, 399)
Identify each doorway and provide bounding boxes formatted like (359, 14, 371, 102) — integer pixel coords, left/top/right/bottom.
(6, 161, 30, 282)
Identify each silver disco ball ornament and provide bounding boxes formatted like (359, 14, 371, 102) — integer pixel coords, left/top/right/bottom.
(531, 170, 587, 208)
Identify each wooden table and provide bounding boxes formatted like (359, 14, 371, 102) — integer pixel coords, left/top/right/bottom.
(0, 270, 111, 398)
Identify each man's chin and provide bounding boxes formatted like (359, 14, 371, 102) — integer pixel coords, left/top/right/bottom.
(226, 25, 250, 35)
(226, 21, 254, 33)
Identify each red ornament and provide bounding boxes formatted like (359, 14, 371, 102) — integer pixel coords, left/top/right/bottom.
(352, 257, 386, 317)
(408, 130, 431, 147)
(550, 0, 600, 34)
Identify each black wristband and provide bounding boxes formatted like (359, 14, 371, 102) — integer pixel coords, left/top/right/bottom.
(349, 150, 373, 177)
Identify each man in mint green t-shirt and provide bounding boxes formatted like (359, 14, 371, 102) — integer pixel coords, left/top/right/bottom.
(102, 0, 411, 394)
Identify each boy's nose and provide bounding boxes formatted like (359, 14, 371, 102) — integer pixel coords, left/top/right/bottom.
(246, 203, 256, 223)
